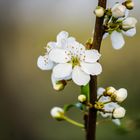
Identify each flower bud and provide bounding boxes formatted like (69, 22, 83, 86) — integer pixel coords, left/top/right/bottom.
(122, 17, 137, 29)
(113, 88, 128, 103)
(78, 95, 87, 103)
(104, 87, 116, 96)
(113, 107, 126, 119)
(50, 107, 64, 120)
(124, 0, 134, 10)
(53, 80, 67, 91)
(94, 6, 105, 17)
(111, 3, 126, 18)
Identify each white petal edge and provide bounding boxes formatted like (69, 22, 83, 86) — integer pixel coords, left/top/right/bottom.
(97, 87, 105, 96)
(47, 42, 57, 50)
(57, 31, 69, 43)
(122, 28, 136, 37)
(84, 50, 101, 63)
(53, 63, 72, 79)
(103, 33, 109, 39)
(112, 119, 121, 126)
(72, 66, 90, 86)
(81, 62, 102, 75)
(37, 55, 54, 70)
(49, 48, 71, 63)
(111, 31, 125, 50)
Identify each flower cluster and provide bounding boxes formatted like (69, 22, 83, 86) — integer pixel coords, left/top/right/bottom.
(37, 31, 102, 90)
(37, 0, 135, 129)
(96, 87, 127, 125)
(94, 1, 137, 49)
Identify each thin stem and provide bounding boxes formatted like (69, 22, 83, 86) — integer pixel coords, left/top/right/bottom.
(100, 109, 112, 114)
(103, 100, 112, 104)
(97, 94, 104, 101)
(86, 1, 107, 140)
(63, 116, 84, 128)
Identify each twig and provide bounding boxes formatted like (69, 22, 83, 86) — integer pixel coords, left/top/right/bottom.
(86, 1, 107, 140)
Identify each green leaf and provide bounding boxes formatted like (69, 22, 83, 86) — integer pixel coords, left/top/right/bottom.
(81, 84, 89, 101)
(63, 103, 84, 112)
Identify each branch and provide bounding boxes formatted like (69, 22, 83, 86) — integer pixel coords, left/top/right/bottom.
(86, 0, 107, 140)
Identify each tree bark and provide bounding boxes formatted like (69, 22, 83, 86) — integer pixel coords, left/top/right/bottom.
(86, 0, 107, 140)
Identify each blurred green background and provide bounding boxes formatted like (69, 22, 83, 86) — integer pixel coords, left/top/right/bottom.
(0, 0, 140, 140)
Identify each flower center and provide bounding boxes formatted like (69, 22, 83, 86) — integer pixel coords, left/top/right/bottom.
(71, 56, 80, 67)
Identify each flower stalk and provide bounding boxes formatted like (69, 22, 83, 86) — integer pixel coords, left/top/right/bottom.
(63, 116, 84, 128)
(86, 0, 107, 140)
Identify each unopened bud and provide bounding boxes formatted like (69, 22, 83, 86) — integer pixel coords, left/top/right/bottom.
(94, 6, 105, 17)
(86, 37, 93, 49)
(124, 0, 134, 10)
(50, 107, 64, 120)
(113, 88, 128, 103)
(53, 81, 67, 91)
(113, 107, 126, 119)
(78, 95, 87, 103)
(104, 87, 116, 96)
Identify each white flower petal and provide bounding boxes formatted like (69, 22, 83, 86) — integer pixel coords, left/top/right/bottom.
(81, 62, 102, 75)
(64, 74, 72, 80)
(124, 9, 129, 18)
(72, 66, 90, 86)
(84, 50, 101, 63)
(53, 63, 72, 79)
(97, 87, 105, 96)
(37, 55, 54, 70)
(122, 28, 136, 37)
(57, 31, 69, 43)
(67, 37, 76, 45)
(111, 31, 125, 49)
(112, 119, 121, 126)
(104, 102, 120, 112)
(99, 96, 110, 102)
(122, 17, 137, 29)
(103, 33, 109, 39)
(47, 42, 57, 49)
(49, 48, 71, 63)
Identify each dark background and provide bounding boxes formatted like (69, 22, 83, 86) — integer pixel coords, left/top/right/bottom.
(0, 0, 140, 140)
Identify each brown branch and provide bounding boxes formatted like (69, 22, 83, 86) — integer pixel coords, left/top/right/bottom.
(86, 0, 107, 140)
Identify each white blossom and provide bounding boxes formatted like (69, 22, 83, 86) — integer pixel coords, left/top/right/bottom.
(49, 36, 102, 86)
(113, 107, 126, 119)
(97, 87, 127, 125)
(103, 6, 137, 49)
(37, 31, 75, 70)
(50, 107, 64, 119)
(111, 3, 126, 18)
